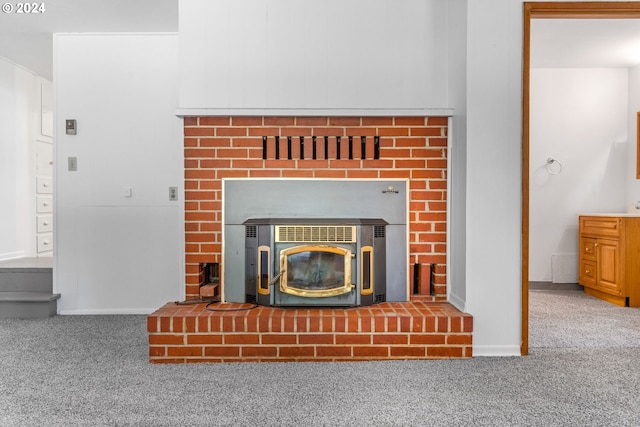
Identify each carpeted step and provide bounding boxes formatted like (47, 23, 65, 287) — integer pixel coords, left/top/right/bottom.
(0, 258, 57, 317)
(0, 258, 53, 293)
(0, 292, 60, 318)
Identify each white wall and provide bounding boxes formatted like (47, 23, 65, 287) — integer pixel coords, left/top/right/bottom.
(529, 68, 628, 281)
(464, 0, 523, 356)
(627, 64, 640, 208)
(54, 33, 183, 314)
(178, 0, 450, 114)
(0, 57, 38, 260)
(445, 0, 468, 309)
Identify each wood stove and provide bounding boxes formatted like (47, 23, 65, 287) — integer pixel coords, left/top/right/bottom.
(244, 218, 387, 307)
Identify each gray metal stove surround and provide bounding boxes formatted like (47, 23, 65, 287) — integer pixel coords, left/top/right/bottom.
(223, 179, 408, 303)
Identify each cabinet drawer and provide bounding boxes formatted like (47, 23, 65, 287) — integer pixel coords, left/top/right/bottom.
(36, 176, 53, 194)
(37, 215, 53, 233)
(579, 259, 597, 289)
(579, 216, 621, 238)
(580, 238, 597, 261)
(36, 196, 52, 213)
(37, 234, 53, 253)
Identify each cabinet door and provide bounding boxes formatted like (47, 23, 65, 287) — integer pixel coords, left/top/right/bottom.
(36, 141, 53, 176)
(597, 239, 622, 295)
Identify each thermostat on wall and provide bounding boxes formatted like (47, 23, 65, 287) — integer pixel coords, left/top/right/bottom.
(66, 119, 77, 135)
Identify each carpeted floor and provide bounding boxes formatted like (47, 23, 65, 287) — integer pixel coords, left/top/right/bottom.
(529, 288, 640, 349)
(1, 288, 639, 426)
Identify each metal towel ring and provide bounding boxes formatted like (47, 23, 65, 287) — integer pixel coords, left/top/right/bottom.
(545, 157, 563, 175)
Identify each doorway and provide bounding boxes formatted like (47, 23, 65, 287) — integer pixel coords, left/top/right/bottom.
(523, 2, 640, 355)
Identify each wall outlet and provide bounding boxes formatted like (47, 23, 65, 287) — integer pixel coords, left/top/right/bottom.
(169, 186, 178, 201)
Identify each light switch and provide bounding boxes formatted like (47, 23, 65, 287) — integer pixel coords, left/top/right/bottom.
(68, 157, 77, 171)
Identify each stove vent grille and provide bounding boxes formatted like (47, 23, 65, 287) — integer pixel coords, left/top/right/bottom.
(245, 225, 257, 238)
(275, 225, 356, 243)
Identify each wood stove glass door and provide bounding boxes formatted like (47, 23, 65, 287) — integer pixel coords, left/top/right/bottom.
(275, 245, 356, 306)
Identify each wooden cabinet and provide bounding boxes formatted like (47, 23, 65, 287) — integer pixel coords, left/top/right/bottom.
(578, 215, 640, 307)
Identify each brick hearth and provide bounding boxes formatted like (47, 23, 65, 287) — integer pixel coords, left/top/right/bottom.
(148, 301, 472, 363)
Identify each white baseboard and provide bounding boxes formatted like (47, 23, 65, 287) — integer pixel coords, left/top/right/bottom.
(472, 345, 522, 357)
(0, 251, 25, 261)
(59, 308, 155, 315)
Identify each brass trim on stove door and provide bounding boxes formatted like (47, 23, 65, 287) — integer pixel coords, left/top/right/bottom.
(257, 245, 271, 295)
(279, 245, 354, 297)
(360, 246, 374, 296)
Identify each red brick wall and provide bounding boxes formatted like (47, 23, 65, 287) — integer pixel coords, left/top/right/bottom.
(183, 116, 448, 301)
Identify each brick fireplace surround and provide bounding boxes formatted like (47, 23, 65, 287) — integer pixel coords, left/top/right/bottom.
(148, 116, 473, 363)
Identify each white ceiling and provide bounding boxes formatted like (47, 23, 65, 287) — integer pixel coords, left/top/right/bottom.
(2, 5, 640, 81)
(0, 0, 178, 80)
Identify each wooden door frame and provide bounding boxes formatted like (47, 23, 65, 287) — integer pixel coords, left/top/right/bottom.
(522, 2, 640, 355)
